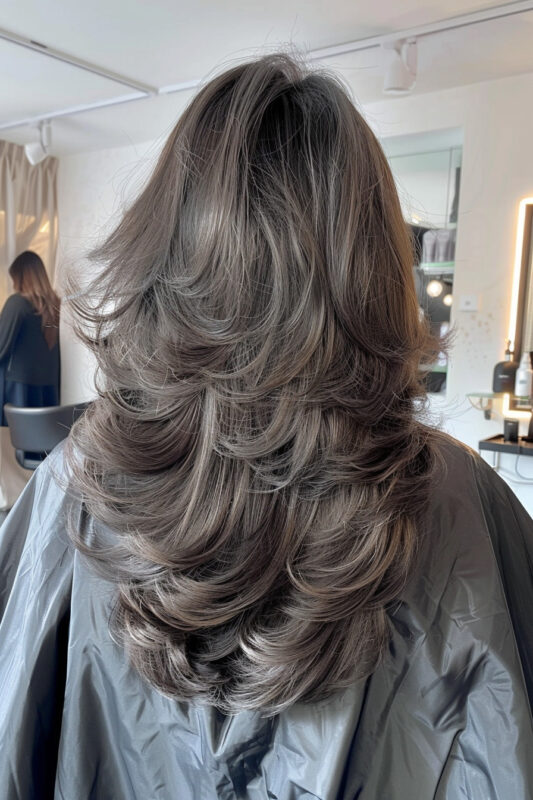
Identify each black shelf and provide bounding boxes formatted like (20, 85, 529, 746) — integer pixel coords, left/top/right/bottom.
(479, 435, 533, 457)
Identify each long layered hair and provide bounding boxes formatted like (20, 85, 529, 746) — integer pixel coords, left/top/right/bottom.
(9, 250, 60, 348)
(67, 55, 441, 715)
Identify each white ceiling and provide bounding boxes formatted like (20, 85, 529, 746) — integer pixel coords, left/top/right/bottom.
(1, 0, 533, 155)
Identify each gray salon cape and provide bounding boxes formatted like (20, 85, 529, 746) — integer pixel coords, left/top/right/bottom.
(1, 439, 533, 800)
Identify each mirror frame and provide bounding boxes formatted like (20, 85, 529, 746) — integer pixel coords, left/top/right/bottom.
(511, 199, 533, 360)
(506, 198, 533, 414)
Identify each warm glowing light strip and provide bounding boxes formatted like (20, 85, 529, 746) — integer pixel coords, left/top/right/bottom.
(503, 393, 531, 420)
(508, 197, 533, 352)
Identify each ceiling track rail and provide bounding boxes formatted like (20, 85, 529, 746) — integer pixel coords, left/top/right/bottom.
(1, 0, 533, 132)
(0, 26, 157, 94)
(308, 0, 533, 61)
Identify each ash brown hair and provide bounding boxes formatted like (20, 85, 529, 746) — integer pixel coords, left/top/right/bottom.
(67, 54, 441, 715)
(9, 250, 60, 348)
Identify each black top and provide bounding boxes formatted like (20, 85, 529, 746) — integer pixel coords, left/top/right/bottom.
(0, 293, 59, 386)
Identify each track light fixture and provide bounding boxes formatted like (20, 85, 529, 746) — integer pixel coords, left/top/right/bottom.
(382, 38, 417, 95)
(24, 120, 51, 165)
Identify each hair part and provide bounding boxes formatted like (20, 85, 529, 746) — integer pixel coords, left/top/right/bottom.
(67, 54, 441, 715)
(9, 250, 60, 348)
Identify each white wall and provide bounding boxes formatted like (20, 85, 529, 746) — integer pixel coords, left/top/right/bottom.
(57, 70, 533, 511)
(57, 139, 162, 403)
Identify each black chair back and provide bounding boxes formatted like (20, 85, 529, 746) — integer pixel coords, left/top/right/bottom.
(4, 402, 89, 470)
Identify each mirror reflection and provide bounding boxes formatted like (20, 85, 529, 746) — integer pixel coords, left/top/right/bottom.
(384, 135, 462, 393)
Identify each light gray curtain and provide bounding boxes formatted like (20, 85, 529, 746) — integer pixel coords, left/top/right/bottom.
(0, 140, 58, 307)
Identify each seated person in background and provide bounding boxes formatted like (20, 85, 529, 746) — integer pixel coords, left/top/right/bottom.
(0, 56, 533, 799)
(0, 250, 60, 508)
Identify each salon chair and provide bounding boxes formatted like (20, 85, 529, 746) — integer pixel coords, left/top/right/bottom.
(4, 402, 90, 470)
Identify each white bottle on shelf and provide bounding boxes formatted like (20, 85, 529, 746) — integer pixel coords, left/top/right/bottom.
(421, 229, 436, 264)
(514, 351, 533, 398)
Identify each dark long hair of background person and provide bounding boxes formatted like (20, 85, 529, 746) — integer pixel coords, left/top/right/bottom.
(66, 55, 443, 716)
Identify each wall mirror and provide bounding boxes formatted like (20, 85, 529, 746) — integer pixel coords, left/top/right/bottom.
(382, 129, 463, 395)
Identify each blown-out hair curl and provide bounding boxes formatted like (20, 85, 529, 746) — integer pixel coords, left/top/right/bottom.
(67, 55, 441, 715)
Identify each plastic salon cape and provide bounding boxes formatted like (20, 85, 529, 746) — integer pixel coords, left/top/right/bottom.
(1, 440, 533, 800)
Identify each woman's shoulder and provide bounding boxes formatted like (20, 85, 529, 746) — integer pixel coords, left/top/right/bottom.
(431, 430, 532, 517)
(422, 430, 533, 614)
(2, 293, 33, 314)
(430, 430, 503, 503)
(414, 430, 532, 596)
